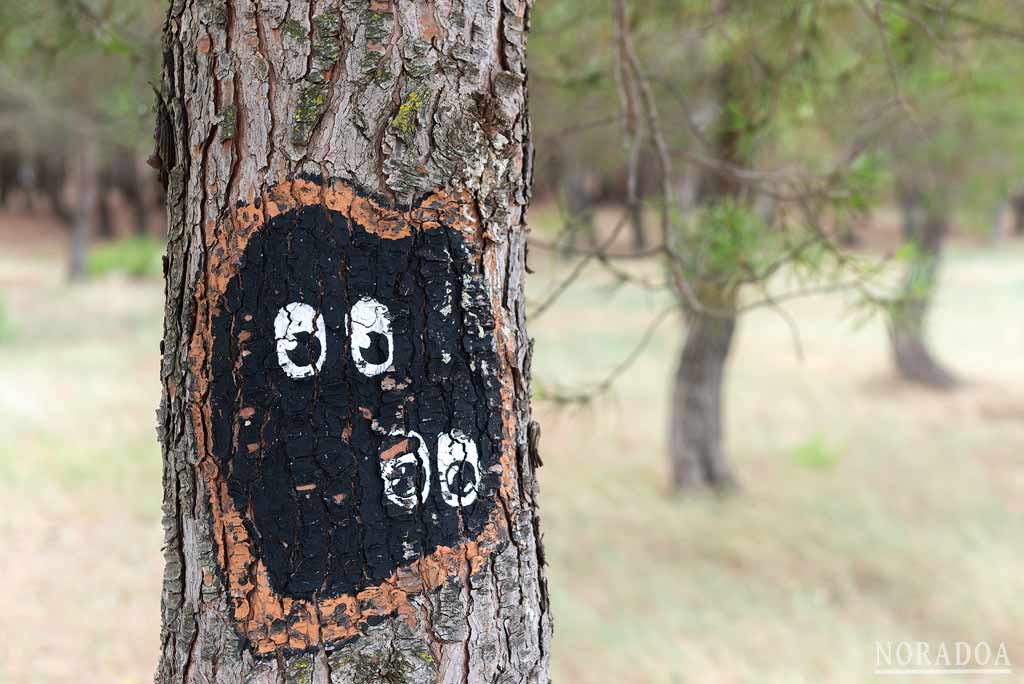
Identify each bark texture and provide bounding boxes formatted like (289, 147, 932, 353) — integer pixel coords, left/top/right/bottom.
(888, 188, 958, 390)
(154, 1, 549, 682)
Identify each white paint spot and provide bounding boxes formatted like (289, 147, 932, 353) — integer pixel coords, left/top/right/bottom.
(274, 302, 326, 379)
(347, 297, 394, 377)
(436, 430, 481, 507)
(439, 281, 454, 317)
(380, 430, 431, 509)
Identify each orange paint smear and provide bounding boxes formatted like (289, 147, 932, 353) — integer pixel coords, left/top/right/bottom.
(188, 179, 517, 654)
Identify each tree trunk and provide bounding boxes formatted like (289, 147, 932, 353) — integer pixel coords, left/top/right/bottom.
(669, 57, 746, 493)
(561, 166, 597, 254)
(628, 196, 646, 251)
(1009, 189, 1024, 236)
(68, 138, 97, 281)
(669, 292, 738, 491)
(627, 147, 647, 251)
(888, 188, 958, 390)
(154, 2, 549, 683)
(96, 190, 116, 240)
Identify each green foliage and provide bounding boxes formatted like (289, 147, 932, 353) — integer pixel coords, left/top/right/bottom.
(679, 199, 775, 287)
(0, 0, 164, 152)
(87, 237, 164, 280)
(842, 152, 885, 215)
(791, 433, 843, 471)
(675, 198, 844, 298)
(391, 90, 422, 137)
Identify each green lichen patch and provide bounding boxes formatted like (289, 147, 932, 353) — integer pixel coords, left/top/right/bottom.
(289, 9, 344, 147)
(218, 105, 236, 141)
(391, 90, 423, 138)
(405, 61, 433, 80)
(359, 49, 383, 72)
(310, 9, 342, 79)
(325, 644, 419, 684)
(365, 10, 393, 44)
(281, 19, 306, 42)
(351, 647, 413, 684)
(291, 84, 328, 145)
(285, 655, 314, 684)
(375, 65, 394, 86)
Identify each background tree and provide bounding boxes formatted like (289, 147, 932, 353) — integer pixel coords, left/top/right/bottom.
(867, 3, 1024, 387)
(154, 1, 549, 682)
(0, 0, 163, 277)
(530, 0, 1024, 492)
(615, 0, 884, 492)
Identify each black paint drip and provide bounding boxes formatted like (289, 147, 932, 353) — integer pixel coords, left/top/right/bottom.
(209, 203, 502, 599)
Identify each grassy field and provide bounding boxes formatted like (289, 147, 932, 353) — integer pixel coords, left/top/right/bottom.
(1, 227, 1023, 683)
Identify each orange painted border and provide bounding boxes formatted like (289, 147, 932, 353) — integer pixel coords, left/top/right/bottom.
(188, 178, 518, 654)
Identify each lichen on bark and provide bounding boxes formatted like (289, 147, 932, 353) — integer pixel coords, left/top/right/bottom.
(289, 8, 342, 146)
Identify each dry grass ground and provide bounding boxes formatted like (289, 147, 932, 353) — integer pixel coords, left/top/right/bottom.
(1, 217, 1022, 683)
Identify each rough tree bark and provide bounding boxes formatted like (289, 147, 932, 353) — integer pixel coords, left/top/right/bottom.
(888, 187, 958, 390)
(154, 2, 550, 683)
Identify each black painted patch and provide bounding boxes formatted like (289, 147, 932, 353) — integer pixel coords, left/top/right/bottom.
(209, 203, 502, 599)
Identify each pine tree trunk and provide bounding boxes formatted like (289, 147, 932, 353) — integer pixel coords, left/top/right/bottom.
(154, 2, 549, 683)
(628, 198, 646, 251)
(1010, 190, 1024, 236)
(68, 138, 97, 281)
(669, 294, 738, 491)
(668, 56, 745, 493)
(888, 189, 958, 390)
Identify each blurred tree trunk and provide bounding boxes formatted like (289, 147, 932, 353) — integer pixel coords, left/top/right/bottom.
(1009, 189, 1024, 236)
(669, 60, 746, 493)
(888, 187, 958, 389)
(628, 194, 647, 250)
(562, 165, 598, 253)
(98, 148, 151, 239)
(670, 286, 738, 490)
(154, 2, 549, 683)
(627, 146, 648, 251)
(39, 149, 73, 227)
(96, 188, 115, 240)
(68, 138, 97, 281)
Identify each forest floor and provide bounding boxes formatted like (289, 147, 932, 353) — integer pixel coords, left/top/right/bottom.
(1, 208, 1023, 683)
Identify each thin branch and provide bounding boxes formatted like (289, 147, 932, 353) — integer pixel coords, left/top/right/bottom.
(529, 210, 634, 320)
(537, 305, 678, 405)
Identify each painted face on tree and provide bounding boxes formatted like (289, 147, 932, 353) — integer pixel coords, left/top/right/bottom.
(204, 184, 503, 603)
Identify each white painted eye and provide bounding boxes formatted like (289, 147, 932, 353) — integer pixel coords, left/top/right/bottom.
(436, 430, 481, 507)
(347, 296, 394, 377)
(274, 302, 326, 379)
(380, 430, 431, 509)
